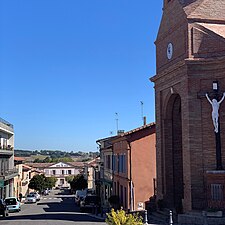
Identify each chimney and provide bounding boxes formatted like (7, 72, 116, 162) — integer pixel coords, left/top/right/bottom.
(143, 116, 147, 126)
(117, 130, 125, 135)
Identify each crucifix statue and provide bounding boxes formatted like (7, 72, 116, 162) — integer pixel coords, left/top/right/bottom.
(205, 81, 225, 170)
(206, 92, 225, 133)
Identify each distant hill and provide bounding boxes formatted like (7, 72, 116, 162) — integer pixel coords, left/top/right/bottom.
(14, 149, 100, 163)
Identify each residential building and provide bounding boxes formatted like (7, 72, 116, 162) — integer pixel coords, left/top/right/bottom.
(83, 158, 100, 194)
(42, 162, 81, 188)
(111, 123, 156, 211)
(0, 118, 18, 199)
(14, 157, 25, 166)
(96, 136, 118, 208)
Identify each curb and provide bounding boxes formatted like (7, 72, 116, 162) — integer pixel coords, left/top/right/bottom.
(86, 213, 107, 221)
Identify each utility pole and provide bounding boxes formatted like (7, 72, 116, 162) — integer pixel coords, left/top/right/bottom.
(141, 101, 144, 125)
(115, 112, 119, 134)
(141, 101, 146, 125)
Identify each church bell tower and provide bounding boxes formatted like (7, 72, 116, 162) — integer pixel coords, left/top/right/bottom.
(151, 0, 225, 213)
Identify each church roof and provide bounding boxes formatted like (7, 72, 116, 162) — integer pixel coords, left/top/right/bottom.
(180, 0, 225, 21)
(198, 23, 225, 39)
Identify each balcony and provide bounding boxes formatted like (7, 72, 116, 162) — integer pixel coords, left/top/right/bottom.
(0, 145, 13, 151)
(0, 118, 14, 134)
(0, 145, 14, 156)
(0, 168, 18, 180)
(22, 180, 29, 186)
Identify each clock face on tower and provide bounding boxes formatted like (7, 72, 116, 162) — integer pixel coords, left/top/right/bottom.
(167, 42, 173, 60)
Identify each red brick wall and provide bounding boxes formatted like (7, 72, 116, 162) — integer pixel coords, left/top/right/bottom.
(130, 128, 156, 211)
(112, 126, 156, 211)
(152, 0, 225, 213)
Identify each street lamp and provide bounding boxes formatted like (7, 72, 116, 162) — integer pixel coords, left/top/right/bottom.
(213, 81, 218, 91)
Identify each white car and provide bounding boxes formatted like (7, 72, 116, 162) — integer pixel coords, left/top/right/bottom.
(25, 194, 37, 204)
(29, 192, 40, 201)
(75, 190, 87, 205)
(4, 197, 21, 212)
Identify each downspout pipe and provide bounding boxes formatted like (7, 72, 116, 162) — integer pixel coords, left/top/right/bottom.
(127, 140, 133, 212)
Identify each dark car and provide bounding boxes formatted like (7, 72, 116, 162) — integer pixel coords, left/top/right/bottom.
(80, 195, 101, 212)
(0, 199, 8, 217)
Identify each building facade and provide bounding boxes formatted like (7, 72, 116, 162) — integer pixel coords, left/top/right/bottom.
(83, 158, 100, 194)
(97, 137, 117, 208)
(44, 162, 81, 188)
(14, 158, 42, 198)
(151, 0, 225, 213)
(0, 118, 18, 199)
(111, 123, 156, 211)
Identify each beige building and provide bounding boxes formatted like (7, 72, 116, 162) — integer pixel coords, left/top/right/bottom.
(96, 136, 118, 208)
(14, 158, 42, 198)
(43, 162, 82, 188)
(0, 118, 18, 199)
(83, 158, 100, 193)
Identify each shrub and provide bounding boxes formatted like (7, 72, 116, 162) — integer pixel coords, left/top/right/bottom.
(105, 208, 143, 225)
(108, 195, 121, 210)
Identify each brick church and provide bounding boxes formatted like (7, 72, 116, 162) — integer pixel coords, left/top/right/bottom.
(151, 0, 225, 213)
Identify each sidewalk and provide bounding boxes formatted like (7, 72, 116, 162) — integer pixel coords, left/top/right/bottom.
(87, 211, 163, 225)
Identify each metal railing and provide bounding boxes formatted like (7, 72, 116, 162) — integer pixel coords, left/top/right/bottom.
(0, 145, 13, 151)
(0, 118, 14, 133)
(0, 118, 13, 128)
(0, 168, 18, 177)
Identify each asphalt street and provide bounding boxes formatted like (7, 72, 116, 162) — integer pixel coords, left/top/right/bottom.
(0, 189, 106, 225)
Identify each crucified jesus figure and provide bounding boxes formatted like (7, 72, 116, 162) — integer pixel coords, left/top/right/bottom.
(206, 92, 225, 133)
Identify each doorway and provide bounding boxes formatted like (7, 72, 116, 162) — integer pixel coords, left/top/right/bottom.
(164, 94, 184, 213)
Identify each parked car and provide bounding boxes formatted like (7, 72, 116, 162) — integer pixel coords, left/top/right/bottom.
(4, 197, 21, 212)
(42, 189, 49, 196)
(75, 190, 87, 205)
(0, 199, 8, 217)
(80, 195, 101, 212)
(25, 194, 37, 204)
(29, 192, 40, 201)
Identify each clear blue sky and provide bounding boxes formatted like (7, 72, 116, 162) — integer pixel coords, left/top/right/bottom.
(0, 0, 163, 152)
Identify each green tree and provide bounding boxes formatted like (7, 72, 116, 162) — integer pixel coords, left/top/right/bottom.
(45, 177, 57, 189)
(65, 175, 75, 184)
(106, 209, 143, 225)
(33, 158, 41, 163)
(28, 174, 57, 192)
(70, 174, 87, 191)
(43, 157, 51, 163)
(28, 174, 46, 192)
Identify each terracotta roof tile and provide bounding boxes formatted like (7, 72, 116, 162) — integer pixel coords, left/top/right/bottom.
(26, 163, 54, 168)
(121, 122, 155, 136)
(181, 0, 225, 21)
(14, 157, 25, 161)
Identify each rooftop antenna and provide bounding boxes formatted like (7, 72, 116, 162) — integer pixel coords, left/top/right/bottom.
(141, 101, 144, 123)
(140, 101, 146, 126)
(115, 112, 119, 133)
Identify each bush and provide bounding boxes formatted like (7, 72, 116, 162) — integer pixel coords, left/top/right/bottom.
(157, 199, 164, 210)
(108, 195, 120, 205)
(106, 208, 143, 225)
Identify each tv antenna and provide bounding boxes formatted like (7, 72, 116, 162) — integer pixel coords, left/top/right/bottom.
(115, 112, 119, 133)
(140, 101, 144, 123)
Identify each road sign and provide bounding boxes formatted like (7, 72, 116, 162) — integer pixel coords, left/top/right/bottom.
(0, 180, 4, 188)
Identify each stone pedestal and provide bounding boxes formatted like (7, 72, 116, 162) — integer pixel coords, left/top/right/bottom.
(206, 171, 225, 210)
